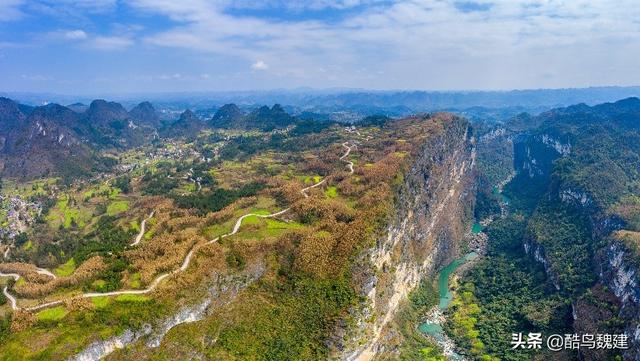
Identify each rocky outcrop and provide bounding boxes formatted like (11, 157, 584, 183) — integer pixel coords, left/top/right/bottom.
(0, 97, 159, 179)
(522, 191, 639, 359)
(513, 132, 566, 179)
(523, 240, 560, 290)
(69, 265, 264, 361)
(540, 134, 571, 156)
(334, 116, 475, 360)
(572, 284, 625, 361)
(71, 325, 153, 361)
(83, 99, 155, 149)
(0, 97, 28, 154)
(597, 242, 640, 361)
(478, 127, 507, 142)
(145, 268, 263, 348)
(557, 185, 626, 237)
(2, 103, 96, 179)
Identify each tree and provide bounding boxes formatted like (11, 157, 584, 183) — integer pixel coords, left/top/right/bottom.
(14, 232, 28, 247)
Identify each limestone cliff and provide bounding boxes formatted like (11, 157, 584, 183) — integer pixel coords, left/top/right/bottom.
(334, 116, 476, 360)
(597, 241, 640, 361)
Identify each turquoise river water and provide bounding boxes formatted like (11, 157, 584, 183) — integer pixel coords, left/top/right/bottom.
(418, 186, 507, 356)
(418, 251, 478, 360)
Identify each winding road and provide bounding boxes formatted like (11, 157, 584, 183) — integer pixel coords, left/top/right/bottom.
(35, 267, 57, 279)
(0, 141, 358, 312)
(130, 211, 155, 247)
(341, 142, 355, 174)
(0, 272, 19, 310)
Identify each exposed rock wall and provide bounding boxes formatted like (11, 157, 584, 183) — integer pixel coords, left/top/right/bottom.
(523, 239, 560, 290)
(597, 243, 640, 361)
(335, 116, 475, 360)
(513, 132, 565, 179)
(69, 265, 264, 361)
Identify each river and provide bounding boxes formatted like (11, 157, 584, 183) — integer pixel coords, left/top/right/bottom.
(492, 186, 510, 204)
(418, 251, 478, 360)
(471, 222, 482, 234)
(419, 183, 510, 359)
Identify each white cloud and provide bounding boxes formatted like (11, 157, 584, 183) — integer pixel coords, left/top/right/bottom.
(64, 29, 87, 40)
(225, 0, 385, 11)
(38, 0, 117, 13)
(138, 0, 635, 89)
(251, 60, 269, 70)
(9, 0, 640, 89)
(157, 73, 182, 80)
(91, 36, 134, 50)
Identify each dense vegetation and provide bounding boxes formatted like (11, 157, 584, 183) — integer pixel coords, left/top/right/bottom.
(173, 182, 266, 215)
(213, 273, 357, 359)
(3, 95, 639, 360)
(397, 281, 444, 361)
(527, 199, 597, 294)
(473, 183, 501, 220)
(446, 215, 573, 361)
(448, 99, 640, 361)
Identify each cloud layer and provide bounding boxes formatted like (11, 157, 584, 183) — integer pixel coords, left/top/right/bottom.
(2, 0, 640, 93)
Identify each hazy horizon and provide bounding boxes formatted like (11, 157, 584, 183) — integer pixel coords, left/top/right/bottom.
(4, 85, 640, 119)
(4, 84, 640, 96)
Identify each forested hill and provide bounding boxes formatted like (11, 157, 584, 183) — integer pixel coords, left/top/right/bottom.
(514, 97, 640, 215)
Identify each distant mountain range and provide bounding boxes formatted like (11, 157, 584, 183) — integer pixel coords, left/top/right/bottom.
(2, 92, 640, 180)
(3, 86, 640, 120)
(0, 97, 302, 179)
(0, 98, 157, 179)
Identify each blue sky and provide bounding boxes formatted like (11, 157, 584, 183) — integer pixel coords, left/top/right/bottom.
(1, 0, 639, 95)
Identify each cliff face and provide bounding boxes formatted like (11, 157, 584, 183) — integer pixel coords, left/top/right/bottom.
(597, 242, 640, 361)
(513, 132, 566, 180)
(517, 131, 572, 292)
(336, 116, 476, 360)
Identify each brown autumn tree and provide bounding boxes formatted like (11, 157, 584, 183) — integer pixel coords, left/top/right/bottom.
(10, 310, 36, 332)
(15, 256, 106, 298)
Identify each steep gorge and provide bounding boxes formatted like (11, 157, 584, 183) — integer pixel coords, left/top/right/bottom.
(509, 102, 640, 360)
(438, 99, 640, 361)
(336, 116, 476, 360)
